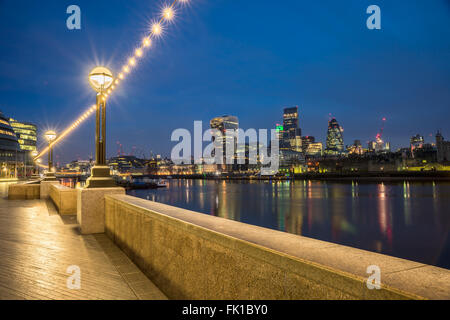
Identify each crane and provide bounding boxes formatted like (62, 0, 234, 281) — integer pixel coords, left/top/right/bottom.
(376, 117, 387, 144)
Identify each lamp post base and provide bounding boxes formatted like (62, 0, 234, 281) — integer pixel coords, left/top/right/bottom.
(85, 166, 116, 188)
(43, 172, 57, 181)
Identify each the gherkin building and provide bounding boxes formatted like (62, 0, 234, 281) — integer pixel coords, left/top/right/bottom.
(325, 118, 344, 155)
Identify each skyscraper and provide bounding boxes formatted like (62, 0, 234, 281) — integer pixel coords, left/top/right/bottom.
(210, 115, 239, 171)
(325, 118, 344, 155)
(281, 106, 302, 152)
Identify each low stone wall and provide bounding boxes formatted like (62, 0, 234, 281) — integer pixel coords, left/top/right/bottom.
(104, 194, 450, 300)
(40, 180, 60, 199)
(8, 183, 40, 200)
(49, 184, 77, 215)
(78, 187, 125, 234)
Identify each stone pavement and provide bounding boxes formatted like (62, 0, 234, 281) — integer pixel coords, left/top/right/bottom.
(0, 193, 167, 300)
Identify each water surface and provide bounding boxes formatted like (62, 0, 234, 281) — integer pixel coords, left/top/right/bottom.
(128, 179, 450, 269)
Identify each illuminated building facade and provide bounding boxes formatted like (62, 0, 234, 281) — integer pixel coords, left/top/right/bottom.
(9, 118, 37, 168)
(301, 136, 315, 153)
(348, 140, 364, 155)
(0, 112, 22, 178)
(210, 115, 239, 172)
(9, 118, 37, 152)
(325, 118, 344, 155)
(108, 155, 146, 174)
(305, 142, 323, 157)
(281, 107, 302, 152)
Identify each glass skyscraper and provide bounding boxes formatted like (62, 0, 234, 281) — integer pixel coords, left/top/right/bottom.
(281, 106, 302, 152)
(325, 118, 344, 155)
(210, 115, 239, 171)
(9, 118, 37, 152)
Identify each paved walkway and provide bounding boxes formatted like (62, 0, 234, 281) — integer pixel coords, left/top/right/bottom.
(0, 194, 167, 300)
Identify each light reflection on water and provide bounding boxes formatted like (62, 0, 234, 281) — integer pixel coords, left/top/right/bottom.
(128, 179, 450, 269)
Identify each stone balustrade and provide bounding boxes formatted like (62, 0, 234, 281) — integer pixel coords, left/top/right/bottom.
(8, 183, 40, 200)
(49, 183, 77, 215)
(104, 194, 450, 300)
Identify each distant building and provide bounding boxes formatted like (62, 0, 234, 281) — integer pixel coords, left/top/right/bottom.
(108, 155, 146, 174)
(281, 107, 302, 152)
(66, 160, 93, 174)
(0, 112, 22, 178)
(305, 142, 323, 157)
(9, 118, 37, 165)
(279, 149, 305, 170)
(325, 118, 344, 155)
(348, 140, 364, 155)
(210, 115, 239, 172)
(410, 134, 424, 152)
(368, 139, 390, 153)
(436, 131, 450, 162)
(301, 136, 314, 152)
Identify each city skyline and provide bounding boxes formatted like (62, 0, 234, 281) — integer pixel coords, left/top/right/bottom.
(1, 0, 449, 304)
(1, 0, 449, 163)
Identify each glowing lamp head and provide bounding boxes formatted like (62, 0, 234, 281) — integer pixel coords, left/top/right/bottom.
(163, 7, 174, 20)
(31, 150, 38, 157)
(88, 66, 114, 93)
(45, 130, 57, 143)
(152, 23, 162, 35)
(143, 37, 151, 47)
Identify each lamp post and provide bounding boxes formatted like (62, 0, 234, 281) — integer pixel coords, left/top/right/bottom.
(31, 150, 40, 180)
(43, 130, 57, 181)
(85, 66, 116, 188)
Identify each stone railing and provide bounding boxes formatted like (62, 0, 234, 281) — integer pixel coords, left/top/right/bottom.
(49, 184, 77, 215)
(8, 182, 40, 200)
(104, 194, 450, 300)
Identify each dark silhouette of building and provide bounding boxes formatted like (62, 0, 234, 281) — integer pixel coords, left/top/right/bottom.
(436, 131, 450, 162)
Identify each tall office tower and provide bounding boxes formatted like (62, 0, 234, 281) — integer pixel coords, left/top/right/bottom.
(210, 115, 239, 171)
(282, 106, 302, 152)
(325, 118, 344, 155)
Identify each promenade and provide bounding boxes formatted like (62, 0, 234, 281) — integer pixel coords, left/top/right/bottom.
(0, 189, 166, 300)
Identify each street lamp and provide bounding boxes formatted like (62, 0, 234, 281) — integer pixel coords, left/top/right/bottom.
(85, 66, 116, 188)
(31, 150, 40, 179)
(43, 130, 57, 181)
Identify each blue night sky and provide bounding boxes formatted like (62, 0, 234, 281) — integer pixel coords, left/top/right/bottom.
(0, 0, 449, 164)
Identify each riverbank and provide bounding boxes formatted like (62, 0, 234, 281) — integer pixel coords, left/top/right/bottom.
(138, 171, 450, 182)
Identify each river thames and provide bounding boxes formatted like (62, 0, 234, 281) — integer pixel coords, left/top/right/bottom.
(128, 179, 450, 269)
